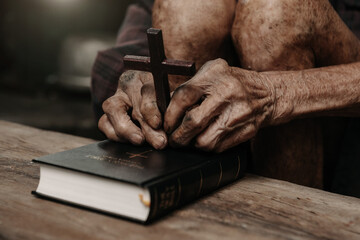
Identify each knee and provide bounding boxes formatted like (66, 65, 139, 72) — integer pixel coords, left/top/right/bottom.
(232, 0, 311, 38)
(231, 0, 315, 70)
(153, 0, 236, 36)
(152, 0, 236, 67)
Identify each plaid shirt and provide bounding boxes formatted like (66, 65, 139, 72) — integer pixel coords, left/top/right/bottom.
(91, 0, 360, 121)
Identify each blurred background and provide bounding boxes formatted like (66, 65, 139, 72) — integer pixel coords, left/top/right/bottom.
(0, 0, 132, 139)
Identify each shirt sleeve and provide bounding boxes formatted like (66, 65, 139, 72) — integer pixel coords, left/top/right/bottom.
(91, 1, 153, 121)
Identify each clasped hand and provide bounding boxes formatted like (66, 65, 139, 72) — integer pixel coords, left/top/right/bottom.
(99, 59, 275, 152)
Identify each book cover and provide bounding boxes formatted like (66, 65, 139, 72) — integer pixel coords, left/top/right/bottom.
(33, 140, 247, 223)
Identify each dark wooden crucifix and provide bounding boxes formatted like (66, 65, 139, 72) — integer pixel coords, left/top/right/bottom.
(123, 28, 196, 115)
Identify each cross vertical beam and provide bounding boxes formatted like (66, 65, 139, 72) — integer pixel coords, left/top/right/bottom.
(147, 28, 170, 114)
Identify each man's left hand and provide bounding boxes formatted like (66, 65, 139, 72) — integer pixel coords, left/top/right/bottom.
(164, 59, 276, 152)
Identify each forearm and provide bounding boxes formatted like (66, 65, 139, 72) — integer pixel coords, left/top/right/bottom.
(264, 61, 360, 125)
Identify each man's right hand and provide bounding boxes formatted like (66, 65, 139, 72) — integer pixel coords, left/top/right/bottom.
(98, 70, 168, 149)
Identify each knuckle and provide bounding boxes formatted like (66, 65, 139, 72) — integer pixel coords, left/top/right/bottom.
(118, 70, 138, 90)
(173, 84, 188, 96)
(140, 83, 154, 96)
(183, 112, 201, 130)
(141, 101, 156, 114)
(102, 93, 130, 113)
(174, 84, 200, 103)
(139, 72, 153, 83)
(102, 98, 114, 112)
(213, 58, 228, 67)
(208, 58, 228, 72)
(102, 96, 125, 113)
(196, 59, 229, 81)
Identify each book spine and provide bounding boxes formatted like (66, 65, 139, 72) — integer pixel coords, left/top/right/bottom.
(146, 145, 248, 222)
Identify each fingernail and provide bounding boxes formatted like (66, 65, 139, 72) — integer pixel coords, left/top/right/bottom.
(154, 136, 166, 149)
(130, 133, 144, 145)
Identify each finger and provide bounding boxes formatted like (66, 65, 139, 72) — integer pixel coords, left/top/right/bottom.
(138, 118, 168, 150)
(195, 103, 254, 151)
(140, 83, 162, 129)
(102, 94, 145, 145)
(131, 89, 167, 150)
(98, 114, 124, 142)
(164, 84, 203, 134)
(195, 117, 231, 152)
(126, 75, 166, 149)
(120, 72, 144, 103)
(118, 70, 143, 93)
(194, 107, 236, 151)
(213, 124, 256, 153)
(169, 96, 226, 148)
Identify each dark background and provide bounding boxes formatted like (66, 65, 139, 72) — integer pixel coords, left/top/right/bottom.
(0, 0, 132, 139)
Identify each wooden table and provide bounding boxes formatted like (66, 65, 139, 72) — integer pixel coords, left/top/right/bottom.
(0, 120, 359, 240)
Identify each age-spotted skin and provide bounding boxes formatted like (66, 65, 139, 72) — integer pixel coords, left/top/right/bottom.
(152, 0, 360, 188)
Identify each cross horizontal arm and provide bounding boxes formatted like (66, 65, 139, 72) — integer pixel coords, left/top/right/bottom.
(163, 59, 196, 76)
(124, 55, 195, 76)
(123, 55, 151, 72)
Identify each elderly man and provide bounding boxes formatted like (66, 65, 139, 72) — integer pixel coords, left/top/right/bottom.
(92, 0, 360, 195)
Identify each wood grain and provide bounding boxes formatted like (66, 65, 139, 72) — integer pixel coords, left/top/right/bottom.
(0, 120, 359, 240)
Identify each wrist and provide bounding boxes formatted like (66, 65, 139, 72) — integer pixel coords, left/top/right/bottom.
(259, 71, 295, 126)
(230, 67, 278, 128)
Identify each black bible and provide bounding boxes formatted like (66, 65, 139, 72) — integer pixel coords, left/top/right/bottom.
(33, 140, 247, 223)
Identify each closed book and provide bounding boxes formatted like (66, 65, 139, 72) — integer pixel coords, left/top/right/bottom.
(32, 140, 247, 224)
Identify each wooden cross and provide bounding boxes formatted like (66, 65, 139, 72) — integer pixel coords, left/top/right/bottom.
(123, 28, 196, 114)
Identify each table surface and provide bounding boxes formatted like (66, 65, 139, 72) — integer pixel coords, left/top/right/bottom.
(1, 120, 359, 240)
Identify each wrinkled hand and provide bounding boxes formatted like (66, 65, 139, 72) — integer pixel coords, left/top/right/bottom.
(164, 59, 275, 152)
(98, 70, 167, 149)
